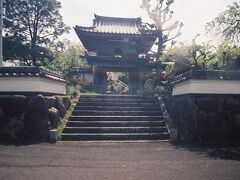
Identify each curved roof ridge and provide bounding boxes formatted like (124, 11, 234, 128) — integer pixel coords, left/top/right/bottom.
(75, 25, 94, 29)
(94, 13, 142, 22)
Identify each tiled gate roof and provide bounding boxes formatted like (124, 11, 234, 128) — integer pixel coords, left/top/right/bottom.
(75, 14, 142, 35)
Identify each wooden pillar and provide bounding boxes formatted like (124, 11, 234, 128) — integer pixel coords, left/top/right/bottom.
(97, 70, 107, 94)
(129, 71, 140, 95)
(93, 64, 107, 94)
(92, 64, 97, 92)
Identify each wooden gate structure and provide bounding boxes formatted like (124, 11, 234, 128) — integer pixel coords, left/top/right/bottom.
(75, 14, 159, 94)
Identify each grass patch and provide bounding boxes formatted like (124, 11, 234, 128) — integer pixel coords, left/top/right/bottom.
(57, 96, 79, 140)
(44, 96, 56, 100)
(80, 92, 99, 95)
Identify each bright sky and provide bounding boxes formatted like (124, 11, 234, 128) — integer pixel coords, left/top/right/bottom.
(59, 0, 236, 45)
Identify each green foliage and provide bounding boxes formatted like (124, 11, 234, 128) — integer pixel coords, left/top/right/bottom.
(3, 36, 31, 63)
(154, 85, 171, 97)
(121, 87, 129, 94)
(161, 36, 217, 75)
(189, 39, 215, 70)
(151, 2, 240, 97)
(57, 97, 78, 139)
(114, 84, 124, 94)
(106, 72, 129, 94)
(161, 45, 191, 74)
(161, 40, 240, 78)
(43, 42, 89, 83)
(212, 42, 240, 70)
(107, 80, 129, 94)
(44, 59, 75, 84)
(3, 36, 55, 65)
(206, 2, 240, 45)
(3, 0, 70, 65)
(118, 73, 129, 85)
(44, 42, 92, 94)
(56, 41, 88, 67)
(67, 85, 81, 98)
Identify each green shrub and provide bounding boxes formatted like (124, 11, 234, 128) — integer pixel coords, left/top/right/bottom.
(67, 85, 81, 98)
(154, 85, 171, 97)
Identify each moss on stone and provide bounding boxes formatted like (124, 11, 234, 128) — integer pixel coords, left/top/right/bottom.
(57, 97, 79, 140)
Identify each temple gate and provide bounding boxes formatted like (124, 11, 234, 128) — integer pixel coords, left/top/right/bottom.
(74, 14, 157, 94)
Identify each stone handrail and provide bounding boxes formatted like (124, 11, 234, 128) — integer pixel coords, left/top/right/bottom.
(157, 96, 177, 141)
(157, 97, 171, 131)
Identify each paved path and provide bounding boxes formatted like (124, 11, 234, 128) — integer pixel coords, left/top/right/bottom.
(0, 141, 240, 180)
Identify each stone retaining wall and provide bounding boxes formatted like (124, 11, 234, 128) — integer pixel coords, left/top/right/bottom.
(0, 94, 71, 142)
(164, 95, 240, 141)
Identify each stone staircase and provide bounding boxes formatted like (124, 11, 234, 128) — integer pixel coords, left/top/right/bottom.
(61, 95, 169, 141)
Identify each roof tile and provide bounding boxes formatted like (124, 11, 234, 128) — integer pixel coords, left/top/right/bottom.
(76, 14, 142, 34)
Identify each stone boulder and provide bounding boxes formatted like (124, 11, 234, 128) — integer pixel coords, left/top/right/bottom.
(0, 118, 24, 142)
(44, 97, 57, 109)
(24, 95, 50, 141)
(54, 96, 67, 118)
(62, 96, 72, 110)
(0, 95, 28, 118)
(49, 107, 62, 129)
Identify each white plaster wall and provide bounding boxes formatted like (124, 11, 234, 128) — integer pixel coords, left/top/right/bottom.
(173, 79, 240, 96)
(0, 77, 66, 95)
(78, 73, 93, 83)
(40, 78, 66, 94)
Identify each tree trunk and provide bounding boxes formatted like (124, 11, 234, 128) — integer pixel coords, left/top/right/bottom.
(156, 33, 164, 61)
(31, 41, 37, 66)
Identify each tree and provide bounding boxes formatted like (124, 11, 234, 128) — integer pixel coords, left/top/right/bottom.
(206, 2, 240, 45)
(3, 36, 54, 65)
(212, 42, 240, 70)
(161, 45, 191, 74)
(189, 36, 215, 70)
(141, 0, 184, 60)
(3, 0, 70, 65)
(3, 36, 31, 63)
(43, 41, 89, 83)
(160, 35, 216, 75)
(56, 41, 88, 67)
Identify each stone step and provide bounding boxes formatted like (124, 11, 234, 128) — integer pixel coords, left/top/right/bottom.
(72, 110, 162, 116)
(74, 106, 161, 111)
(67, 121, 166, 127)
(69, 116, 164, 121)
(61, 95, 169, 141)
(77, 102, 157, 107)
(63, 127, 168, 133)
(79, 98, 155, 103)
(80, 95, 155, 100)
(61, 133, 169, 141)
